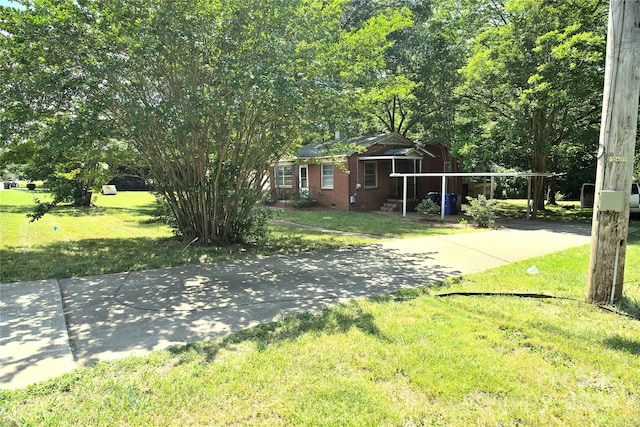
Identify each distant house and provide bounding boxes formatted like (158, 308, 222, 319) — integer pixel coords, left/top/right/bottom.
(270, 132, 462, 212)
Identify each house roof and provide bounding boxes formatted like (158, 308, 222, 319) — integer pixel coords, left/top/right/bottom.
(296, 132, 417, 159)
(383, 147, 435, 158)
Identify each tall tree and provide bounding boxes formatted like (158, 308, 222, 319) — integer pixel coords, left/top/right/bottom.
(0, 1, 127, 210)
(336, 0, 433, 138)
(455, 0, 607, 216)
(2, 0, 410, 244)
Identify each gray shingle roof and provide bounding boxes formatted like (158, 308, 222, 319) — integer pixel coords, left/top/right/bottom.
(296, 133, 414, 159)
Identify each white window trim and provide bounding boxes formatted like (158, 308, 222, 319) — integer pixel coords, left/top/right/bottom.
(275, 164, 293, 188)
(321, 163, 334, 189)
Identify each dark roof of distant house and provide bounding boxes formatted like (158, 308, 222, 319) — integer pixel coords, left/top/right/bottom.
(384, 147, 415, 156)
(296, 132, 415, 159)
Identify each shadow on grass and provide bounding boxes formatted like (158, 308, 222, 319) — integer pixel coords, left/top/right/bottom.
(0, 237, 187, 283)
(0, 203, 40, 215)
(603, 334, 640, 355)
(54, 203, 162, 218)
(0, 228, 371, 283)
(494, 201, 593, 222)
(170, 299, 390, 364)
(618, 294, 640, 320)
(1, 200, 162, 218)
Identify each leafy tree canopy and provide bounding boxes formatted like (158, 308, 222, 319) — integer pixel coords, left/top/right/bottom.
(1, 0, 410, 244)
(454, 0, 607, 216)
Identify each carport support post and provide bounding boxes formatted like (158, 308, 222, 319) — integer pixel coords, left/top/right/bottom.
(527, 177, 531, 220)
(402, 176, 407, 217)
(441, 175, 446, 220)
(587, 0, 640, 304)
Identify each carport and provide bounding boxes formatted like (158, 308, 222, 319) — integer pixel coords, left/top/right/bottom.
(389, 172, 559, 219)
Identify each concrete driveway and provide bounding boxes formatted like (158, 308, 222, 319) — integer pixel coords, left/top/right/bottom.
(1, 220, 592, 389)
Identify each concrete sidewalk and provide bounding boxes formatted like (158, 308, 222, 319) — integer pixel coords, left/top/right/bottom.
(0, 280, 76, 389)
(1, 221, 592, 389)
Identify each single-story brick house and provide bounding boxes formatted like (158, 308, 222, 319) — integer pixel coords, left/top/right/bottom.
(269, 132, 462, 212)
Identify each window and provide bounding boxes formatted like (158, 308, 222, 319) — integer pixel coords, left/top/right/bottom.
(275, 165, 293, 187)
(321, 163, 334, 189)
(364, 162, 378, 188)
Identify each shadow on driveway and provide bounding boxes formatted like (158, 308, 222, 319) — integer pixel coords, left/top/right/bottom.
(60, 245, 459, 366)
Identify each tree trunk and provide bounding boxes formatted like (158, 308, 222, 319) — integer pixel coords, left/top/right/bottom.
(530, 150, 547, 219)
(546, 156, 558, 205)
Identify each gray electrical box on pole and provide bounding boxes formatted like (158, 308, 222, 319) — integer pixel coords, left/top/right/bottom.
(586, 0, 640, 304)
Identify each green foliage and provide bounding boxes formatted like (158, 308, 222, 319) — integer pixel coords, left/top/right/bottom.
(454, 0, 607, 215)
(462, 195, 498, 227)
(0, 1, 137, 216)
(288, 189, 315, 208)
(0, 0, 409, 246)
(416, 197, 441, 218)
(492, 167, 528, 199)
(27, 198, 57, 222)
(229, 205, 272, 245)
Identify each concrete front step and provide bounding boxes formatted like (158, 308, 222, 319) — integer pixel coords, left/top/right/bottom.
(380, 202, 397, 212)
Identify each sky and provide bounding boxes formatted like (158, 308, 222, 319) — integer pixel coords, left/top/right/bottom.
(0, 0, 24, 9)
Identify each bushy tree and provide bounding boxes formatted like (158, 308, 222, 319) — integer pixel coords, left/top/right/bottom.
(0, 1, 128, 210)
(455, 0, 607, 217)
(462, 195, 498, 227)
(2, 0, 410, 244)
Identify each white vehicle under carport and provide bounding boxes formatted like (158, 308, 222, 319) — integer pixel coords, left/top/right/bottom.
(580, 182, 640, 214)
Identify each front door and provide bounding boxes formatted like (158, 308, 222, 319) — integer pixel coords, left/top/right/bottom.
(391, 178, 416, 199)
(298, 164, 309, 195)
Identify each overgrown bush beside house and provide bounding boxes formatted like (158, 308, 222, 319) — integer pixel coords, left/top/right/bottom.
(288, 189, 315, 208)
(416, 198, 441, 219)
(463, 195, 498, 227)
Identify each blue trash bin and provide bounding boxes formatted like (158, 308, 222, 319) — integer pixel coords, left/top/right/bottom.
(444, 193, 458, 215)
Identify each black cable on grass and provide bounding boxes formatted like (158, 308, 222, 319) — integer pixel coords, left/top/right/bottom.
(436, 292, 575, 300)
(436, 291, 640, 321)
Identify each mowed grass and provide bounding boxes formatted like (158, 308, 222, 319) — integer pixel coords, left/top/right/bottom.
(493, 198, 594, 221)
(273, 208, 473, 238)
(0, 190, 476, 283)
(0, 190, 376, 283)
(3, 190, 640, 425)
(3, 239, 640, 425)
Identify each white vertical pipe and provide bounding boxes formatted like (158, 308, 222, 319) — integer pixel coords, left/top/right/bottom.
(441, 175, 446, 220)
(402, 175, 407, 217)
(527, 177, 532, 220)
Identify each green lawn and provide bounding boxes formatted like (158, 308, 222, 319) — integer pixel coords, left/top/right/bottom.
(273, 208, 473, 238)
(3, 190, 640, 425)
(3, 240, 640, 425)
(0, 190, 470, 283)
(493, 198, 594, 221)
(0, 190, 377, 283)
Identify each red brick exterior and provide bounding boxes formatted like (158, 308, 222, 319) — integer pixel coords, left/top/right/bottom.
(270, 142, 462, 212)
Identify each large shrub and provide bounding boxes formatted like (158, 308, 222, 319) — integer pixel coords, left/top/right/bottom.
(462, 195, 498, 227)
(416, 198, 441, 219)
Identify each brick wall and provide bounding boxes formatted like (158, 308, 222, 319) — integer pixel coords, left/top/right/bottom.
(270, 143, 463, 211)
(308, 162, 351, 210)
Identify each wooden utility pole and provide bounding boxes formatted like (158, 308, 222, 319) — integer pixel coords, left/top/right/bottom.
(587, 0, 640, 304)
